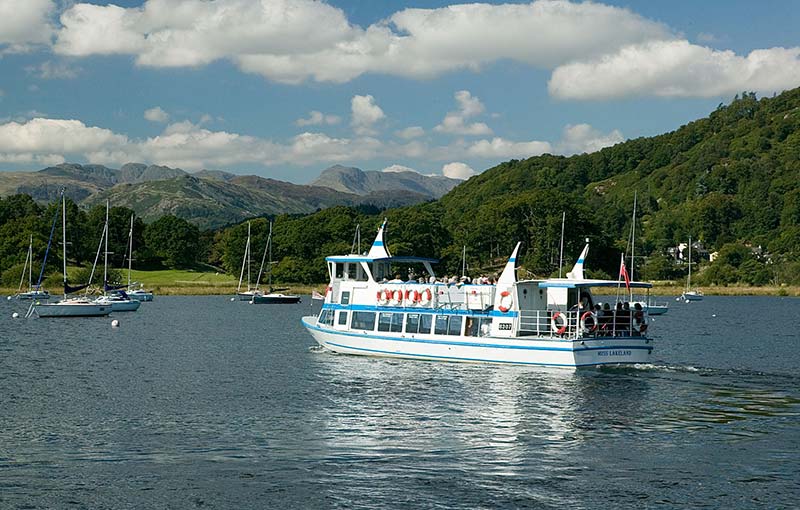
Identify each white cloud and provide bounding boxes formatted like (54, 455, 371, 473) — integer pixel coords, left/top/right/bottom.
(549, 40, 800, 99)
(25, 60, 81, 79)
(0, 118, 128, 153)
(351, 95, 385, 136)
(557, 124, 624, 154)
(396, 126, 424, 139)
(467, 137, 551, 159)
(382, 164, 418, 174)
(144, 106, 169, 123)
(0, 0, 55, 52)
(52, 0, 669, 84)
(295, 110, 341, 127)
(442, 162, 475, 180)
(435, 90, 492, 136)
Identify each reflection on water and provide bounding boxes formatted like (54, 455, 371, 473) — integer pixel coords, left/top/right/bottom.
(1, 296, 799, 508)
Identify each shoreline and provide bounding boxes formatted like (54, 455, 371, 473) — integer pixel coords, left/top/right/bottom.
(3, 284, 798, 298)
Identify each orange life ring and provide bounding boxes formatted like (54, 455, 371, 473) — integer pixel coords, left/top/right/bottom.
(391, 289, 403, 306)
(419, 288, 432, 306)
(498, 290, 513, 313)
(551, 312, 567, 335)
(580, 311, 598, 333)
(377, 289, 388, 305)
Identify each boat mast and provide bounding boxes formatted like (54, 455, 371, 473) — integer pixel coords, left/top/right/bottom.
(236, 221, 250, 293)
(61, 192, 67, 299)
(268, 221, 273, 291)
(558, 211, 565, 278)
(103, 200, 109, 296)
(255, 221, 271, 291)
(127, 214, 134, 288)
(687, 236, 692, 291)
(630, 191, 637, 299)
(19, 235, 32, 293)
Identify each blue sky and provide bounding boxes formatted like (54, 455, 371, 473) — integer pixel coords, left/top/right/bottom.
(0, 0, 798, 183)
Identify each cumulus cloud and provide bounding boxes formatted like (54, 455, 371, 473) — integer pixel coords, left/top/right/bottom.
(467, 137, 551, 159)
(442, 162, 475, 180)
(351, 95, 385, 136)
(396, 126, 424, 139)
(549, 40, 800, 99)
(557, 123, 624, 154)
(435, 90, 492, 136)
(144, 106, 169, 123)
(52, 0, 669, 84)
(295, 110, 341, 127)
(0, 0, 55, 52)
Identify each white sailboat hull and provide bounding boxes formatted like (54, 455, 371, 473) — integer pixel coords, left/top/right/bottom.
(681, 291, 703, 301)
(94, 297, 141, 311)
(127, 290, 153, 301)
(302, 317, 652, 368)
(34, 300, 112, 317)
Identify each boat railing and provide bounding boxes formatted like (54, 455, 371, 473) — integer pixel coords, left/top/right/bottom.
(518, 309, 650, 340)
(348, 282, 495, 311)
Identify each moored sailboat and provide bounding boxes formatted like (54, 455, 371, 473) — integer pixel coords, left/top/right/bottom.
(93, 201, 140, 312)
(30, 191, 111, 318)
(13, 235, 50, 300)
(251, 221, 300, 304)
(680, 236, 704, 302)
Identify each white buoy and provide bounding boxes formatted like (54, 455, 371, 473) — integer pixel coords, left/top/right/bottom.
(111, 319, 120, 328)
(230, 297, 235, 301)
(6, 296, 11, 300)
(712, 314, 716, 318)
(12, 312, 19, 318)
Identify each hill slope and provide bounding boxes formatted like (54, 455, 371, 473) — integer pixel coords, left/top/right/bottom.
(311, 165, 460, 198)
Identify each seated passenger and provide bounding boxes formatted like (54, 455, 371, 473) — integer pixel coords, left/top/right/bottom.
(388, 274, 403, 283)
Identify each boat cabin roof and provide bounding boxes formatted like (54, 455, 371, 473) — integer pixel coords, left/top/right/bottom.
(523, 278, 653, 289)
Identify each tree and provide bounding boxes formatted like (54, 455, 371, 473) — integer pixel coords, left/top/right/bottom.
(143, 215, 200, 268)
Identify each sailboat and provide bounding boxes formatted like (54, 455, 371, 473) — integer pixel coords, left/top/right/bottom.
(123, 214, 154, 302)
(252, 221, 300, 304)
(236, 222, 260, 300)
(680, 237, 704, 302)
(30, 190, 111, 317)
(14, 235, 50, 300)
(93, 201, 140, 312)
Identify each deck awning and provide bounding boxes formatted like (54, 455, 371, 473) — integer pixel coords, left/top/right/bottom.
(325, 255, 439, 264)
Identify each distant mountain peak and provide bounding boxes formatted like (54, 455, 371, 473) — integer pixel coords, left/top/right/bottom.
(311, 164, 459, 198)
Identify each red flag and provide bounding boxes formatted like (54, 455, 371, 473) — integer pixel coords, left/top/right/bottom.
(619, 257, 631, 289)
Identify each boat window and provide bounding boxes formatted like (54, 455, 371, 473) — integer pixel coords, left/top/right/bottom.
(318, 309, 334, 326)
(406, 313, 420, 333)
(447, 316, 463, 336)
(419, 314, 433, 334)
(334, 263, 345, 279)
(378, 312, 393, 332)
(337, 311, 348, 326)
(390, 313, 403, 332)
(347, 264, 357, 281)
(341, 291, 350, 305)
(434, 315, 449, 335)
(351, 311, 376, 331)
(466, 317, 492, 337)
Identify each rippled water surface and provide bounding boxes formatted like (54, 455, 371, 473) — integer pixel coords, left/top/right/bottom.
(1, 296, 798, 508)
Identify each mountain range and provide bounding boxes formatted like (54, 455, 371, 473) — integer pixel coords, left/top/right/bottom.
(0, 163, 461, 229)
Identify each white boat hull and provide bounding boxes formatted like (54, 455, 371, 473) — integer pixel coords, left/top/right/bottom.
(95, 297, 141, 311)
(127, 290, 153, 302)
(302, 317, 652, 368)
(681, 292, 703, 302)
(33, 301, 112, 317)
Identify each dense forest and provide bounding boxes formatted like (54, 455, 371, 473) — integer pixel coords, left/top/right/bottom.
(1, 89, 799, 288)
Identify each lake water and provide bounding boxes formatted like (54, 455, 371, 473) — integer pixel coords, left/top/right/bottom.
(1, 296, 798, 509)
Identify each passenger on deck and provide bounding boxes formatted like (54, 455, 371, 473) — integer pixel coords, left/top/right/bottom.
(388, 274, 403, 283)
(633, 302, 646, 335)
(428, 275, 437, 284)
(600, 303, 612, 335)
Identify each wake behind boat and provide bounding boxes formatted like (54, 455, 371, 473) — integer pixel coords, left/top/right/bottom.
(301, 220, 654, 368)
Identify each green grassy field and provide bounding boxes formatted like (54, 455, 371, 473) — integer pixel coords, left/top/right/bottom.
(2, 269, 798, 297)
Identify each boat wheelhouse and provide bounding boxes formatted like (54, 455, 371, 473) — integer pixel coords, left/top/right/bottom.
(301, 221, 655, 368)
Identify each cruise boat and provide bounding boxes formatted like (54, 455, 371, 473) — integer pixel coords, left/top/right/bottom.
(301, 221, 654, 368)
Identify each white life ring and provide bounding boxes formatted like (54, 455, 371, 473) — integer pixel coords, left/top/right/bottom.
(498, 290, 513, 313)
(419, 288, 433, 306)
(551, 312, 568, 335)
(376, 289, 388, 306)
(580, 311, 598, 333)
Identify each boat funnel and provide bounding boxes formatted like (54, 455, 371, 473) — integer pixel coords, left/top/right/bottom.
(567, 241, 589, 280)
(367, 218, 392, 259)
(497, 242, 521, 285)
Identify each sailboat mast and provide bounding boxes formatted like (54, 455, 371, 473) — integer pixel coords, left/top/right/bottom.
(558, 211, 565, 278)
(687, 236, 692, 291)
(255, 221, 270, 291)
(268, 221, 273, 290)
(128, 214, 134, 288)
(630, 191, 637, 299)
(103, 200, 109, 295)
(62, 193, 67, 299)
(28, 235, 33, 291)
(247, 222, 251, 291)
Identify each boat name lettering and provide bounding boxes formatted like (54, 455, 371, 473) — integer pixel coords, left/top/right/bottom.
(498, 323, 512, 331)
(597, 350, 632, 357)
